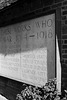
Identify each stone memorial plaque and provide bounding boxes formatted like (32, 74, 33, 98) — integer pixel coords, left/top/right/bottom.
(0, 13, 55, 87)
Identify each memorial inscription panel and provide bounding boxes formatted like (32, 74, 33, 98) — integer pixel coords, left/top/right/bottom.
(0, 14, 55, 86)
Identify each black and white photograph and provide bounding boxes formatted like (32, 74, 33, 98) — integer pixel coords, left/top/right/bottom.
(0, 0, 66, 100)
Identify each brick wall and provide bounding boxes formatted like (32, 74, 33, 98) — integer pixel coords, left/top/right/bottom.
(1, 0, 67, 99)
(61, 0, 67, 90)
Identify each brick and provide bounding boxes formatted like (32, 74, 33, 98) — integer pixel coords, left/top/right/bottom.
(30, 0, 42, 11)
(62, 35, 67, 39)
(62, 72, 67, 78)
(62, 6, 67, 10)
(62, 26, 67, 34)
(42, 6, 51, 12)
(62, 63, 67, 67)
(55, 0, 63, 3)
(62, 82, 67, 91)
(62, 45, 67, 49)
(62, 16, 66, 20)
(62, 49, 67, 53)
(62, 11, 67, 15)
(63, 67, 67, 73)
(61, 59, 65, 63)
(61, 20, 65, 25)
(23, 3, 30, 13)
(62, 64, 67, 85)
(42, 0, 53, 7)
(65, 60, 67, 63)
(51, 3, 62, 9)
(63, 1, 67, 5)
(62, 78, 67, 82)
(62, 54, 67, 58)
(62, 78, 67, 88)
(65, 50, 67, 53)
(34, 9, 43, 15)
(62, 50, 65, 53)
(65, 20, 67, 24)
(64, 40, 67, 44)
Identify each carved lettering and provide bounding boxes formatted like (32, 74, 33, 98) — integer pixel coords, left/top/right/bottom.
(25, 25, 31, 31)
(42, 20, 47, 28)
(47, 19, 53, 27)
(35, 22, 40, 28)
(48, 29, 53, 38)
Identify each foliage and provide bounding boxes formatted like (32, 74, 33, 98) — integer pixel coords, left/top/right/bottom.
(16, 78, 65, 100)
